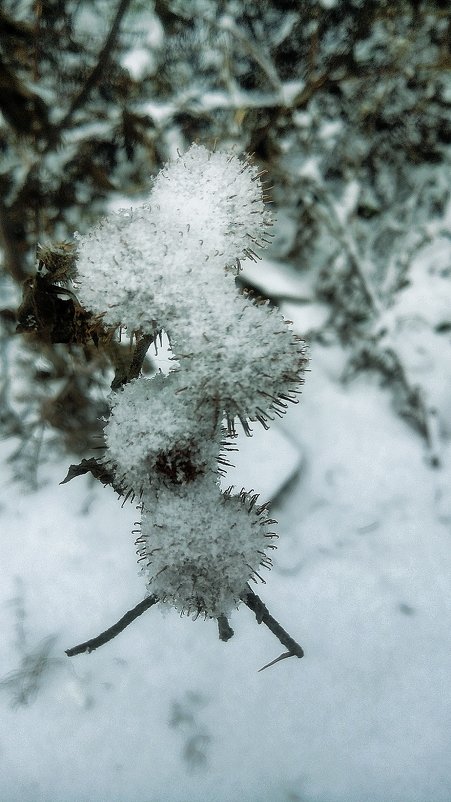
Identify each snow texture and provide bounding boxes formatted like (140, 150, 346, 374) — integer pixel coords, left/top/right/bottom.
(1, 334, 450, 802)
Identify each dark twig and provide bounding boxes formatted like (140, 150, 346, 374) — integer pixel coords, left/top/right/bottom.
(127, 332, 156, 382)
(240, 586, 304, 668)
(217, 615, 234, 642)
(65, 594, 159, 656)
(111, 331, 156, 390)
(56, 0, 132, 133)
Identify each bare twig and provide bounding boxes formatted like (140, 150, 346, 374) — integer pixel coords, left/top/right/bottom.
(217, 615, 234, 642)
(0, 197, 28, 282)
(111, 331, 156, 390)
(240, 586, 304, 668)
(305, 176, 443, 465)
(307, 178, 383, 315)
(65, 594, 159, 656)
(217, 16, 282, 92)
(57, 0, 133, 132)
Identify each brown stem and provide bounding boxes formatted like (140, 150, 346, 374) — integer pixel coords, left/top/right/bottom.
(127, 332, 157, 382)
(65, 594, 159, 656)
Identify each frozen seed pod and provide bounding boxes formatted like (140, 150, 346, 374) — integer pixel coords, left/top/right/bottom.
(75, 207, 185, 334)
(151, 143, 274, 269)
(104, 373, 222, 491)
(171, 293, 308, 435)
(137, 478, 278, 618)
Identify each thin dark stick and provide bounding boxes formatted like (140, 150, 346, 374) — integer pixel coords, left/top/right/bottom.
(240, 586, 304, 665)
(127, 332, 156, 382)
(217, 615, 234, 642)
(0, 197, 27, 282)
(57, 0, 132, 132)
(111, 331, 156, 390)
(65, 594, 159, 656)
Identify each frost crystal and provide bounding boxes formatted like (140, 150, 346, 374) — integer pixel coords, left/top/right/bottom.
(75, 209, 191, 333)
(138, 478, 277, 617)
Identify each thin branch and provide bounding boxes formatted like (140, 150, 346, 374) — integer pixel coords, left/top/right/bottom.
(57, 0, 133, 132)
(65, 594, 159, 656)
(308, 178, 383, 316)
(240, 586, 304, 667)
(0, 197, 28, 282)
(217, 16, 282, 93)
(167, 3, 282, 93)
(111, 331, 156, 390)
(217, 615, 234, 642)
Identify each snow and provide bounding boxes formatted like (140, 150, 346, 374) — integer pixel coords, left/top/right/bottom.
(1, 327, 451, 802)
(240, 256, 312, 300)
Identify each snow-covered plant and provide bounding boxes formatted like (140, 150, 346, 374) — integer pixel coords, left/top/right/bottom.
(65, 144, 307, 666)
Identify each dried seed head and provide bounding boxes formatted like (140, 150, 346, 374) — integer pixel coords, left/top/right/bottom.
(104, 373, 221, 489)
(151, 144, 274, 269)
(171, 293, 308, 433)
(139, 478, 277, 618)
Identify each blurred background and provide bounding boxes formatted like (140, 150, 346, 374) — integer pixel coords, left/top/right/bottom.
(0, 2, 450, 801)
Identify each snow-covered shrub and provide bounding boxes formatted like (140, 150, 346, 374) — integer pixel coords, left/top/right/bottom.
(68, 144, 307, 652)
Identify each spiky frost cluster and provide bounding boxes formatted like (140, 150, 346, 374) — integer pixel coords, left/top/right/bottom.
(76, 144, 307, 620)
(150, 145, 273, 267)
(104, 373, 221, 490)
(138, 479, 277, 617)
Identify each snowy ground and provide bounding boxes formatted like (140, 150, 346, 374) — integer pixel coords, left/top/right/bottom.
(1, 320, 450, 802)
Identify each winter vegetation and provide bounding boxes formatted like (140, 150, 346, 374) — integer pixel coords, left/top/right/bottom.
(1, 1, 451, 801)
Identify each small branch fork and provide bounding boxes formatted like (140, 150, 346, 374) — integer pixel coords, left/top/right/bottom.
(65, 587, 304, 671)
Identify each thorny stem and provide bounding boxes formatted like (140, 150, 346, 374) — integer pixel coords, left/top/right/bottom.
(240, 586, 304, 669)
(65, 594, 159, 656)
(65, 588, 303, 666)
